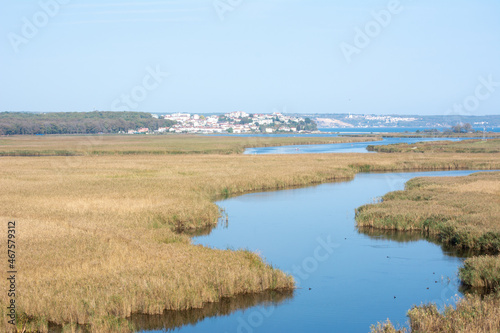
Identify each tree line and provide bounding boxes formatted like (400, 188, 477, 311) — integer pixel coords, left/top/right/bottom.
(0, 112, 175, 135)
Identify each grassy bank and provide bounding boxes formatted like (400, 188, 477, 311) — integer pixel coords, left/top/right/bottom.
(460, 255, 500, 290)
(0, 134, 380, 156)
(371, 293, 500, 333)
(367, 138, 500, 154)
(378, 132, 500, 139)
(356, 172, 500, 252)
(129, 290, 293, 332)
(357, 171, 500, 332)
(1, 135, 500, 332)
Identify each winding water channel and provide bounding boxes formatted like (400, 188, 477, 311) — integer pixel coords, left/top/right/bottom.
(140, 169, 487, 333)
(244, 137, 470, 154)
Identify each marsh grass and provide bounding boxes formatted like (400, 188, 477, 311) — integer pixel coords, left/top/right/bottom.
(1, 135, 500, 332)
(367, 138, 500, 154)
(380, 133, 500, 139)
(0, 134, 380, 156)
(129, 289, 293, 332)
(459, 255, 500, 290)
(371, 293, 500, 333)
(360, 170, 500, 332)
(356, 172, 500, 252)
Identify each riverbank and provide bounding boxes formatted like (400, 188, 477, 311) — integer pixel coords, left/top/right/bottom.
(356, 172, 500, 252)
(2, 136, 500, 332)
(379, 132, 500, 138)
(371, 292, 500, 333)
(367, 138, 500, 153)
(356, 172, 500, 332)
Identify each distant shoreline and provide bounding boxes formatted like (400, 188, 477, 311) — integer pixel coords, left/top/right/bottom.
(318, 127, 500, 133)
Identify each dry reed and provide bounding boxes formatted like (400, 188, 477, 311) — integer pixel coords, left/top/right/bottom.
(1, 135, 500, 332)
(371, 293, 500, 333)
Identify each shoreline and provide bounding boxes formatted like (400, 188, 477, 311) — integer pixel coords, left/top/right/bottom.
(2, 137, 500, 332)
(355, 172, 500, 332)
(24, 168, 497, 332)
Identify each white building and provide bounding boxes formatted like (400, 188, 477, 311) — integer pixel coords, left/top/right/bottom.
(227, 111, 249, 119)
(164, 113, 191, 122)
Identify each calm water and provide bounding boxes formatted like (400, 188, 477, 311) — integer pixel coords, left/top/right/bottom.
(210, 133, 340, 138)
(141, 170, 485, 333)
(244, 137, 471, 154)
(319, 127, 500, 134)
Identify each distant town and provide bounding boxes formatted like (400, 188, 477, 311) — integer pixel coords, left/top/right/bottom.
(131, 112, 499, 135)
(1, 111, 499, 136)
(133, 111, 318, 134)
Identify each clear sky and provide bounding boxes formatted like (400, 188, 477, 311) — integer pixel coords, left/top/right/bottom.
(1, 0, 499, 115)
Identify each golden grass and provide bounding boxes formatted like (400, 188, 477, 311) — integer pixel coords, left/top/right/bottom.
(129, 290, 293, 332)
(360, 169, 500, 332)
(0, 134, 380, 156)
(380, 133, 500, 139)
(356, 172, 500, 252)
(368, 138, 500, 154)
(371, 293, 500, 333)
(460, 255, 500, 290)
(1, 135, 500, 332)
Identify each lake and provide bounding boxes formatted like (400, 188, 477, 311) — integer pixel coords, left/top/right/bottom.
(139, 170, 485, 333)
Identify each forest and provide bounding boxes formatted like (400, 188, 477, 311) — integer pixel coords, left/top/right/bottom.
(0, 111, 175, 135)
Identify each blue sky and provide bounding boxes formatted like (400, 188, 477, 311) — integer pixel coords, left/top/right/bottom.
(1, 0, 499, 115)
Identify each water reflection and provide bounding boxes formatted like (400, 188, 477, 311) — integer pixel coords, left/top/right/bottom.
(142, 171, 488, 332)
(244, 137, 474, 154)
(180, 224, 218, 238)
(357, 227, 494, 297)
(132, 290, 294, 332)
(186, 171, 485, 332)
(358, 227, 488, 258)
(47, 290, 293, 333)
